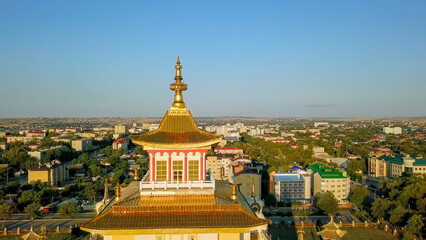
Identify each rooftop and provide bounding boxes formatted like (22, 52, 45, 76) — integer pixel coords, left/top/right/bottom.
(80, 181, 269, 233)
(113, 138, 128, 144)
(308, 163, 348, 179)
(274, 172, 304, 182)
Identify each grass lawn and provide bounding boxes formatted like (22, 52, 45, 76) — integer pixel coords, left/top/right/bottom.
(342, 228, 398, 240)
(269, 227, 397, 240)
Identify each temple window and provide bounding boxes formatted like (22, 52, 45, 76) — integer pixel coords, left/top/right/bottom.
(173, 160, 183, 182)
(156, 160, 167, 181)
(189, 160, 199, 181)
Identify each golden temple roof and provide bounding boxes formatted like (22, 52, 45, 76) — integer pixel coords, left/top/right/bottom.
(131, 56, 221, 149)
(80, 193, 270, 231)
(317, 219, 347, 239)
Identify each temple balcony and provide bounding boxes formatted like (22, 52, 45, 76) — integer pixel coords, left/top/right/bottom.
(140, 180, 216, 191)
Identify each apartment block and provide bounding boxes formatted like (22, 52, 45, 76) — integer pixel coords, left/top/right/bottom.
(270, 171, 312, 203)
(308, 163, 350, 204)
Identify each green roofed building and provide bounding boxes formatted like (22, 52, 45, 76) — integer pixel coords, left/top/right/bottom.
(368, 153, 426, 178)
(308, 163, 350, 204)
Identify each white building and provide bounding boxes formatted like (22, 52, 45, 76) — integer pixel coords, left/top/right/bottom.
(72, 139, 92, 151)
(383, 127, 402, 134)
(113, 138, 129, 151)
(270, 171, 312, 203)
(114, 124, 128, 134)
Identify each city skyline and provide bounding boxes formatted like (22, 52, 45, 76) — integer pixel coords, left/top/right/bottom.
(1, 1, 425, 118)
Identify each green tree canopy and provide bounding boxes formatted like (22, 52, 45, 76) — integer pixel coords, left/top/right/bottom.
(264, 194, 277, 207)
(371, 197, 392, 220)
(405, 214, 424, 237)
(316, 192, 338, 216)
(349, 186, 369, 209)
(0, 201, 12, 220)
(58, 201, 78, 218)
(389, 205, 408, 225)
(24, 202, 41, 220)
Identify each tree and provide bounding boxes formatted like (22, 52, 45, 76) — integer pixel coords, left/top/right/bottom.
(85, 184, 96, 201)
(18, 190, 40, 210)
(389, 205, 408, 225)
(349, 186, 368, 209)
(371, 197, 392, 220)
(58, 202, 78, 218)
(24, 202, 41, 220)
(89, 164, 101, 177)
(316, 192, 338, 216)
(134, 146, 147, 156)
(405, 214, 424, 236)
(264, 194, 277, 207)
(0, 201, 12, 220)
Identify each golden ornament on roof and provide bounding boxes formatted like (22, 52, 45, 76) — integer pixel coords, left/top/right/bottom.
(131, 56, 221, 149)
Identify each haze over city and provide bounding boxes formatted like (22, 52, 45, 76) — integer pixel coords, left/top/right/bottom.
(0, 1, 425, 118)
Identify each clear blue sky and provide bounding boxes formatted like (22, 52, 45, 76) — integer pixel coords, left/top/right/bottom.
(0, 0, 425, 118)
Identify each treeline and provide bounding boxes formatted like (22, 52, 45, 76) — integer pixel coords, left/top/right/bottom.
(371, 175, 425, 239)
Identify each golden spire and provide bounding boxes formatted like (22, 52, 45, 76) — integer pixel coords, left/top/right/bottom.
(170, 55, 187, 107)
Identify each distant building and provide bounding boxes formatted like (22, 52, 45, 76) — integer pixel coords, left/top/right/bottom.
(26, 130, 47, 138)
(6, 136, 43, 144)
(308, 163, 350, 204)
(383, 127, 402, 134)
(28, 160, 69, 186)
(113, 138, 129, 151)
(65, 127, 82, 133)
(76, 132, 96, 138)
(114, 124, 128, 134)
(327, 157, 348, 169)
(270, 171, 312, 203)
(314, 122, 329, 128)
(214, 147, 244, 155)
(0, 142, 8, 150)
(72, 139, 92, 151)
(28, 150, 46, 160)
(313, 147, 325, 155)
(206, 154, 234, 180)
(368, 153, 426, 178)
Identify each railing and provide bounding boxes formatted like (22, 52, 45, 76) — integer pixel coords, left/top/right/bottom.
(140, 180, 215, 190)
(141, 171, 150, 182)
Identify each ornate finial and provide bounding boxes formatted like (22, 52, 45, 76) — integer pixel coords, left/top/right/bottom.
(103, 179, 109, 204)
(115, 184, 121, 202)
(251, 178, 256, 199)
(170, 55, 187, 107)
(231, 184, 237, 201)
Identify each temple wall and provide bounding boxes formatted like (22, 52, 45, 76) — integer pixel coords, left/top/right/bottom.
(105, 233, 251, 240)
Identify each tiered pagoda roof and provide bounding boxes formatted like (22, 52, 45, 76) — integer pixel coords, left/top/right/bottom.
(80, 194, 269, 231)
(316, 219, 347, 240)
(80, 181, 270, 234)
(131, 56, 220, 149)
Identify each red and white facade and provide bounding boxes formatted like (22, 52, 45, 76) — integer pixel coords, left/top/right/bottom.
(113, 138, 129, 150)
(147, 149, 208, 182)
